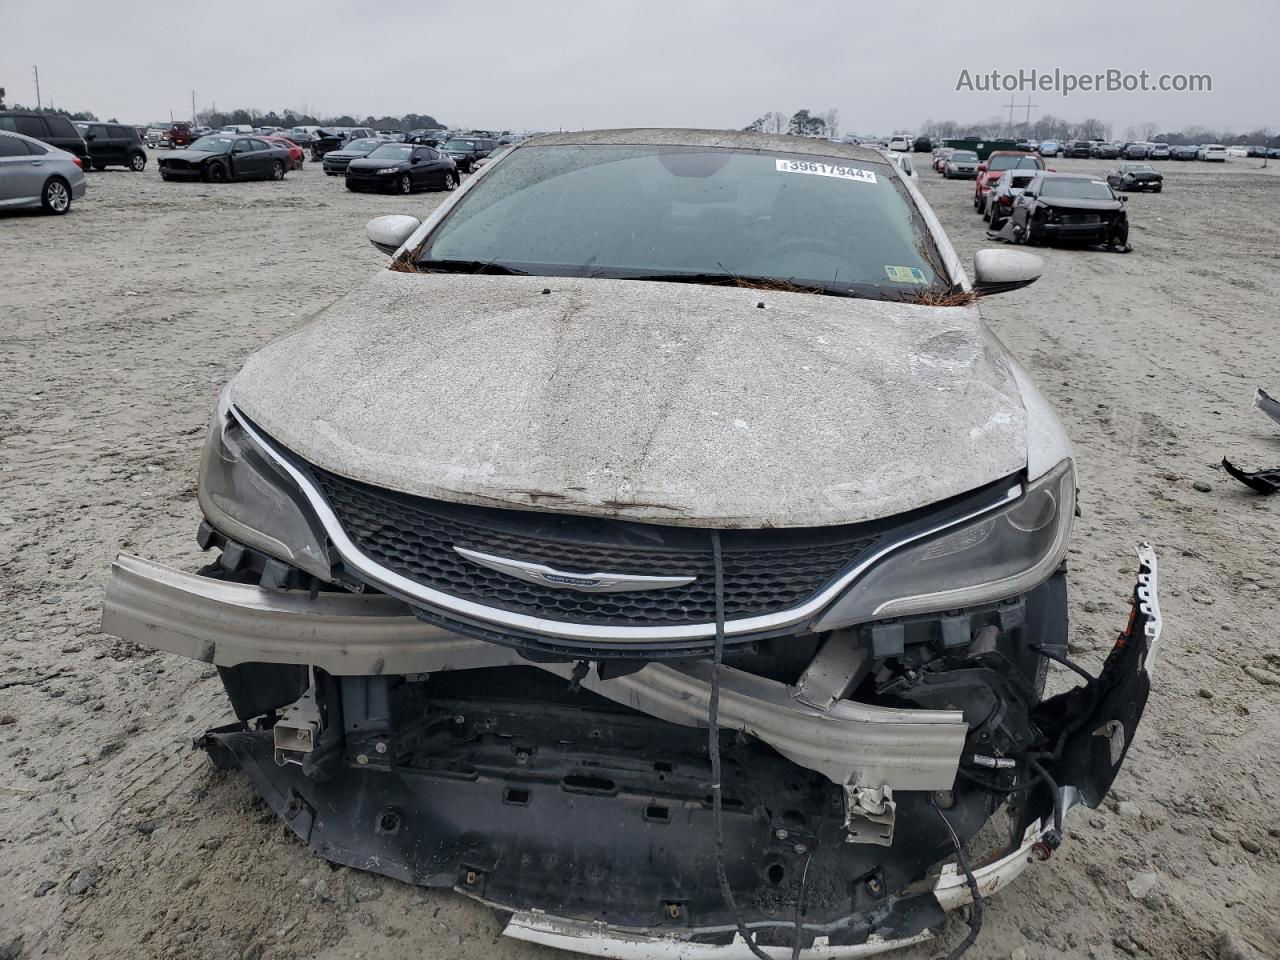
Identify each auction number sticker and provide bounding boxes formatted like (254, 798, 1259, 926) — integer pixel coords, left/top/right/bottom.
(884, 265, 928, 284)
(775, 158, 877, 184)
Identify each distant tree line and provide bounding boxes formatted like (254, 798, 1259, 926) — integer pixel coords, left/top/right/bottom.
(194, 107, 447, 132)
(744, 108, 841, 139)
(1, 102, 110, 122)
(919, 114, 1277, 146)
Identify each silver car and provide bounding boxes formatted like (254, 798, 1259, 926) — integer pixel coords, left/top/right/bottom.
(0, 130, 87, 214)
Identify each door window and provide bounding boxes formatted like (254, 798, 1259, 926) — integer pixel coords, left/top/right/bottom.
(14, 117, 47, 137)
(0, 136, 28, 157)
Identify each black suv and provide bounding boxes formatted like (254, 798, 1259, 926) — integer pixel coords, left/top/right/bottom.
(440, 136, 497, 172)
(75, 122, 148, 171)
(0, 111, 87, 159)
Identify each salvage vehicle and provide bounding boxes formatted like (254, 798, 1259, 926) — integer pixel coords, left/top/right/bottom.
(1037, 140, 1061, 157)
(1005, 172, 1130, 250)
(932, 145, 954, 172)
(75, 122, 148, 171)
(263, 135, 305, 171)
(440, 135, 498, 172)
(984, 168, 1038, 230)
(345, 142, 457, 193)
(1147, 143, 1171, 160)
(0, 130, 86, 214)
(1064, 139, 1094, 158)
(310, 127, 378, 161)
(321, 137, 385, 176)
(103, 128, 1161, 960)
(972, 151, 1044, 212)
(1107, 163, 1163, 193)
(943, 148, 979, 178)
(157, 135, 290, 182)
(1173, 144, 1200, 160)
(912, 135, 933, 152)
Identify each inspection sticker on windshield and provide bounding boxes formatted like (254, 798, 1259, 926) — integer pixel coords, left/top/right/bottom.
(884, 265, 928, 284)
(775, 158, 876, 184)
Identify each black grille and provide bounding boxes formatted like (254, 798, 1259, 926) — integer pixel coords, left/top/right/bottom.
(309, 467, 879, 628)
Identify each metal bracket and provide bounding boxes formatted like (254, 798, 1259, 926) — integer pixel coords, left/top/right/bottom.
(273, 682, 322, 767)
(790, 630, 873, 712)
(843, 784, 896, 846)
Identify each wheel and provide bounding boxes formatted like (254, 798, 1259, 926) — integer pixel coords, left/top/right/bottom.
(1153, 185, 1162, 193)
(160, 171, 170, 181)
(128, 152, 146, 172)
(271, 161, 285, 181)
(41, 177, 72, 214)
(442, 171, 457, 191)
(205, 162, 228, 183)
(398, 174, 412, 194)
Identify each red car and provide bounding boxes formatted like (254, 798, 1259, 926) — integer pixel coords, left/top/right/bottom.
(162, 122, 194, 148)
(264, 136, 305, 170)
(972, 151, 1044, 212)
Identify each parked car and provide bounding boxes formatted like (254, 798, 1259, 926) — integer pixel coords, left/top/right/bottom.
(0, 111, 88, 159)
(103, 128, 1161, 960)
(1173, 144, 1200, 160)
(1064, 140, 1094, 158)
(221, 124, 255, 135)
(943, 148, 979, 178)
(1147, 143, 1171, 161)
(1008, 172, 1129, 248)
(973, 151, 1045, 213)
(887, 135, 912, 152)
(406, 128, 446, 146)
(309, 128, 360, 161)
(263, 136, 305, 170)
(322, 138, 385, 176)
(932, 146, 954, 172)
(912, 135, 933, 152)
(0, 129, 86, 214)
(883, 149, 918, 180)
(1197, 144, 1227, 161)
(1225, 146, 1248, 159)
(440, 135, 498, 172)
(144, 127, 166, 147)
(1037, 140, 1062, 157)
(157, 134, 290, 182)
(162, 122, 195, 149)
(1091, 142, 1122, 160)
(1107, 163, 1163, 193)
(984, 168, 1039, 230)
(75, 122, 148, 171)
(192, 126, 213, 138)
(345, 142, 458, 194)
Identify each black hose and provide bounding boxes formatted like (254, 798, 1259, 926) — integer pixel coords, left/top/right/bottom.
(930, 796, 983, 960)
(707, 530, 774, 960)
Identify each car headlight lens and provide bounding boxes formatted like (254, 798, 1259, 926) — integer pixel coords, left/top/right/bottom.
(376, 167, 398, 175)
(197, 384, 331, 580)
(814, 460, 1075, 630)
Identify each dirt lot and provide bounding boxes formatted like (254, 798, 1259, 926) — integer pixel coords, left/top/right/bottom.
(2, 147, 1278, 960)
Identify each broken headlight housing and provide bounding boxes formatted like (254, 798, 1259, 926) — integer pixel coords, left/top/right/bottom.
(197, 384, 331, 581)
(814, 459, 1075, 630)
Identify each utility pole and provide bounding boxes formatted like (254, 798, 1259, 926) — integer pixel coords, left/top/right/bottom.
(33, 65, 41, 110)
(1004, 94, 1017, 136)
(191, 90, 196, 124)
(1022, 96, 1038, 133)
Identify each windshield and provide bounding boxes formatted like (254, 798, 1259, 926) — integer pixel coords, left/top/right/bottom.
(1040, 178, 1114, 200)
(190, 136, 234, 154)
(989, 155, 1042, 171)
(444, 139, 477, 151)
(417, 144, 948, 301)
(951, 151, 978, 161)
(344, 139, 382, 153)
(369, 144, 414, 161)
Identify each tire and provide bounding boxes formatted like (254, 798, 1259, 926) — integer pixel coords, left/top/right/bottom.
(91, 162, 106, 171)
(160, 171, 170, 182)
(442, 171, 456, 191)
(128, 152, 146, 172)
(270, 161, 285, 181)
(41, 177, 72, 214)
(205, 162, 228, 183)
(398, 174, 412, 194)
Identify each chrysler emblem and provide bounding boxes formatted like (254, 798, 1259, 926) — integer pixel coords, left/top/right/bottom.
(453, 546, 695, 593)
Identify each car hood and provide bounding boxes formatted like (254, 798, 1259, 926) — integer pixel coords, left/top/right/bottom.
(326, 150, 368, 160)
(346, 157, 400, 171)
(230, 272, 1029, 528)
(160, 150, 221, 163)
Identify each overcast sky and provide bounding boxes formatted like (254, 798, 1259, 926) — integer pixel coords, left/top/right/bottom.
(2, 0, 1273, 134)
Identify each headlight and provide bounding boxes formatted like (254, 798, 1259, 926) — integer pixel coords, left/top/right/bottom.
(197, 384, 331, 580)
(814, 460, 1075, 630)
(376, 167, 398, 175)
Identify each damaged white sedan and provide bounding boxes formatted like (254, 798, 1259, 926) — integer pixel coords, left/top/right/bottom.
(102, 129, 1162, 958)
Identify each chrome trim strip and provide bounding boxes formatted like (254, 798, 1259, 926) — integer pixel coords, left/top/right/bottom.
(231, 405, 1021, 643)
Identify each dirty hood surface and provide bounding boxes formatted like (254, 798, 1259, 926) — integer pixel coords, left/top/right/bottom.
(231, 271, 1028, 527)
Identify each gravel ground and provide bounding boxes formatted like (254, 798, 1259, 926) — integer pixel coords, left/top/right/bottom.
(1, 148, 1278, 960)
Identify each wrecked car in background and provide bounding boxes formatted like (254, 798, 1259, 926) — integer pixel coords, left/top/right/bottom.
(103, 129, 1162, 958)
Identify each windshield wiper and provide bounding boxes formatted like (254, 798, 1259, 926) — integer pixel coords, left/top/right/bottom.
(415, 259, 529, 276)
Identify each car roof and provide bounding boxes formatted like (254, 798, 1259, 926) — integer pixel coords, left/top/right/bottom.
(1035, 172, 1102, 180)
(519, 127, 887, 163)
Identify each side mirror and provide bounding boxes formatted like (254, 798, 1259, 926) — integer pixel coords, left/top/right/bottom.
(973, 249, 1043, 296)
(366, 215, 422, 256)
(1120, 196, 1129, 202)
